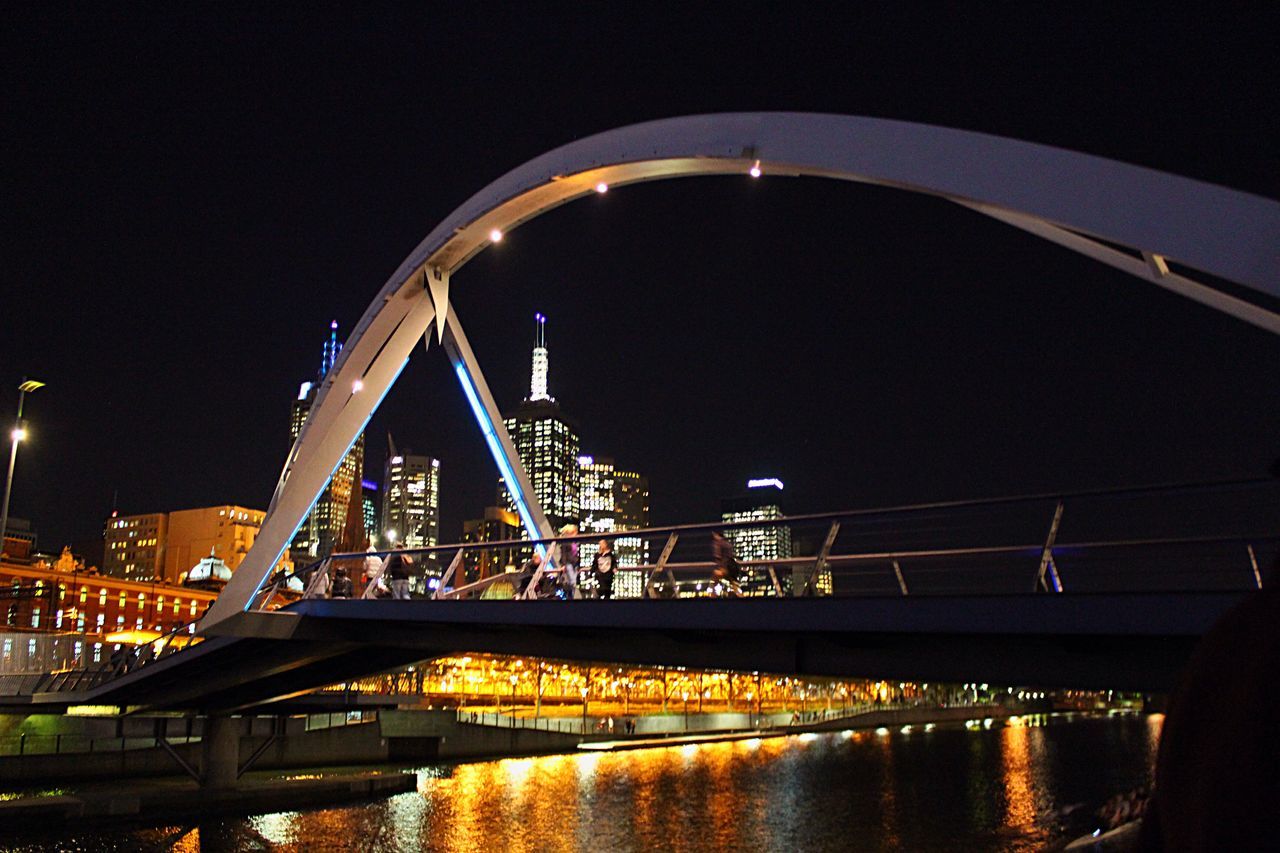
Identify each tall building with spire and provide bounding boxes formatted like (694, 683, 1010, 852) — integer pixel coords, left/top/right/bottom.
(290, 321, 365, 560)
(499, 313, 581, 530)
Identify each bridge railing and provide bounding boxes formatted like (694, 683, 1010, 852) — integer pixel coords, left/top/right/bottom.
(268, 478, 1276, 605)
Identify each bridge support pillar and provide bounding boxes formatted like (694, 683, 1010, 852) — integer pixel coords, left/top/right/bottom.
(200, 715, 240, 789)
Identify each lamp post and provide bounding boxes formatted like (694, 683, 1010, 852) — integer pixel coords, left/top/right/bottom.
(580, 685, 589, 734)
(0, 379, 45, 560)
(682, 691, 690, 732)
(509, 673, 518, 722)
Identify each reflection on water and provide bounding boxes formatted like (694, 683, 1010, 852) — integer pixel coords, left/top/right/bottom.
(7, 713, 1162, 852)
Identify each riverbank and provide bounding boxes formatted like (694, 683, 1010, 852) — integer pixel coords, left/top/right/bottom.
(0, 769, 415, 832)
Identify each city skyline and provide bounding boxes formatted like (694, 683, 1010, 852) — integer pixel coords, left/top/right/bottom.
(3, 8, 1277, 554)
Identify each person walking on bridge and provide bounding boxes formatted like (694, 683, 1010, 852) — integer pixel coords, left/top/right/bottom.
(591, 538, 617, 599)
(554, 524, 581, 599)
(385, 545, 413, 600)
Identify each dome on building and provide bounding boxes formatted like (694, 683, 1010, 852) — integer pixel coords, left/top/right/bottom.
(183, 548, 232, 588)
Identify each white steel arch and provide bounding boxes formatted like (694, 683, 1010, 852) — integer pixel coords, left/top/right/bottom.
(202, 112, 1280, 630)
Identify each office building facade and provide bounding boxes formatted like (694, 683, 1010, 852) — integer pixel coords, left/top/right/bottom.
(382, 450, 441, 550)
(578, 456, 650, 598)
(721, 479, 793, 596)
(103, 512, 168, 581)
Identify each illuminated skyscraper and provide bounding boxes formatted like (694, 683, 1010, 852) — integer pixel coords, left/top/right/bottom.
(721, 479, 793, 596)
(290, 321, 365, 559)
(499, 314, 580, 529)
(578, 455, 649, 597)
(382, 439, 441, 550)
(361, 479, 380, 544)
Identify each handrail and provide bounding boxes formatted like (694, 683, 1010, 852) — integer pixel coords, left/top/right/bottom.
(322, 476, 1277, 564)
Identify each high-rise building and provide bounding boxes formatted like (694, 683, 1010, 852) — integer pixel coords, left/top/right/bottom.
(578, 455, 650, 598)
(361, 479, 380, 544)
(721, 479, 793, 596)
(103, 512, 168, 581)
(499, 314, 580, 529)
(460, 506, 522, 583)
(290, 321, 365, 560)
(382, 441, 441, 550)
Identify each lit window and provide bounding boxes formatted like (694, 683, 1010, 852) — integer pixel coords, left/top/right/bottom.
(135, 617, 143, 630)
(79, 587, 88, 604)
(31, 607, 41, 628)
(99, 588, 107, 606)
(56, 609, 63, 628)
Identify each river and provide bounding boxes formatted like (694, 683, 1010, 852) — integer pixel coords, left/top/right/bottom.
(7, 712, 1161, 851)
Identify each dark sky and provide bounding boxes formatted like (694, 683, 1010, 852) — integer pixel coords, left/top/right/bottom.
(3, 7, 1278, 553)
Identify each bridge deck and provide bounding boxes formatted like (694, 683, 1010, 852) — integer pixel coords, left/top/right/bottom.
(9, 591, 1244, 712)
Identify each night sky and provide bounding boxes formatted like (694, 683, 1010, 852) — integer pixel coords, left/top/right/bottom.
(4, 7, 1278, 556)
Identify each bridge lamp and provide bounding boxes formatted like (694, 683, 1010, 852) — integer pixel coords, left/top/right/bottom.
(749, 160, 762, 178)
(351, 379, 364, 393)
(10, 427, 25, 443)
(594, 182, 608, 194)
(488, 228, 503, 243)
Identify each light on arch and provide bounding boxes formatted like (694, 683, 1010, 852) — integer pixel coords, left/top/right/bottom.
(595, 182, 608, 194)
(749, 160, 762, 178)
(488, 228, 504, 243)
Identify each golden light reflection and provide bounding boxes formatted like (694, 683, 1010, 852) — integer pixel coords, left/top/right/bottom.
(1000, 722, 1037, 830)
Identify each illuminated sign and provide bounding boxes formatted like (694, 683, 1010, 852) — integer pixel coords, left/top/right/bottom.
(747, 478, 784, 490)
(297, 381, 313, 401)
(578, 456, 594, 466)
(361, 479, 378, 491)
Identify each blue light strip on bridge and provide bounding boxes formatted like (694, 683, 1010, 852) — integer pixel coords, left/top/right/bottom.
(453, 361, 544, 549)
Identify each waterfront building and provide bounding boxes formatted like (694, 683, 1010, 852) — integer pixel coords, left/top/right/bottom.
(460, 506, 522, 582)
(290, 321, 365, 560)
(103, 512, 168, 581)
(382, 443, 441, 550)
(578, 456, 650, 597)
(0, 554, 219, 667)
(721, 479, 794, 595)
(499, 315, 580, 530)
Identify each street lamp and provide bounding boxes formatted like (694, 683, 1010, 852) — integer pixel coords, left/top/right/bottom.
(0, 379, 45, 560)
(580, 685, 589, 734)
(682, 691, 690, 732)
(509, 673, 519, 720)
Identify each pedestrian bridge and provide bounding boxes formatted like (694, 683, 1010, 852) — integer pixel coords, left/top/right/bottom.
(2, 481, 1273, 712)
(7, 112, 1276, 712)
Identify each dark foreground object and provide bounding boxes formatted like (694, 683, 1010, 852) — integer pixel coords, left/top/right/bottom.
(0, 771, 415, 831)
